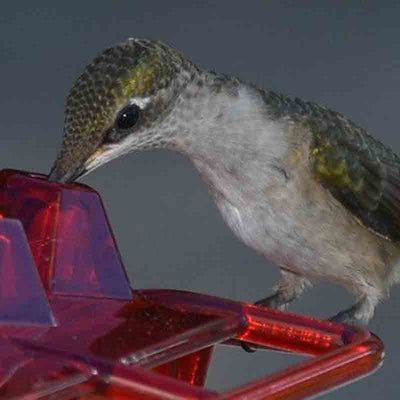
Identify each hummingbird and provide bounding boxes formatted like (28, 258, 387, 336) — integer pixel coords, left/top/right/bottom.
(49, 38, 400, 325)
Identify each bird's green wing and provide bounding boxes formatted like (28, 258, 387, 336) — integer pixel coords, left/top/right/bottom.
(309, 119, 400, 241)
(261, 90, 400, 241)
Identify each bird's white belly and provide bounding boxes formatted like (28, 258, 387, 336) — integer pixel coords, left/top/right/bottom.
(214, 183, 366, 286)
(216, 196, 298, 268)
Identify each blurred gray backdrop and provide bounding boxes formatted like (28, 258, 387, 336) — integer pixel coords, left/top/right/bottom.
(1, 1, 399, 398)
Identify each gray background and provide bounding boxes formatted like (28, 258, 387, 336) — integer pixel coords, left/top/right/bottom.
(1, 1, 399, 398)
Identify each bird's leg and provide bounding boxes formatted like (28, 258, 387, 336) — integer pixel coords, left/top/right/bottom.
(241, 268, 310, 352)
(255, 268, 311, 310)
(329, 295, 378, 324)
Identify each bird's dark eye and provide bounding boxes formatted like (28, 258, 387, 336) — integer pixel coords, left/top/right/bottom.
(116, 104, 141, 130)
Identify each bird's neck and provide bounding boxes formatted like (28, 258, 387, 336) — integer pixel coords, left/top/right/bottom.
(171, 70, 288, 176)
(173, 71, 252, 156)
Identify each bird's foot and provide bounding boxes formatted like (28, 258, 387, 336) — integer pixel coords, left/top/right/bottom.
(241, 342, 257, 353)
(254, 293, 288, 309)
(328, 296, 376, 325)
(328, 309, 357, 324)
(240, 269, 310, 352)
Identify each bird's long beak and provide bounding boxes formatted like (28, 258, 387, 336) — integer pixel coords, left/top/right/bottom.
(48, 162, 88, 183)
(48, 145, 110, 183)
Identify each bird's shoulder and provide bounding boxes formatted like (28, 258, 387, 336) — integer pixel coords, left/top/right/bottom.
(261, 89, 400, 242)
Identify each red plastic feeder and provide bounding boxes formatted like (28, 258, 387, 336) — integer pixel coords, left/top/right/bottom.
(0, 169, 384, 399)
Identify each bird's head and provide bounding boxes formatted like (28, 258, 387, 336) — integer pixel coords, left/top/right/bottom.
(49, 38, 196, 182)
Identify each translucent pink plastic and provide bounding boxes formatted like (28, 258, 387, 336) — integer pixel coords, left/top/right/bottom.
(0, 169, 384, 399)
(0, 218, 56, 326)
(0, 169, 131, 299)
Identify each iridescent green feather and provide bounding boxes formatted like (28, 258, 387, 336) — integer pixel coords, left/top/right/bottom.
(261, 90, 400, 241)
(309, 120, 400, 241)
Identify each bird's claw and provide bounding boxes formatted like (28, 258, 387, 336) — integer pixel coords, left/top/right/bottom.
(240, 341, 257, 353)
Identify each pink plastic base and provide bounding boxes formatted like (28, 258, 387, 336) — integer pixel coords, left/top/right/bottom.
(0, 169, 384, 399)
